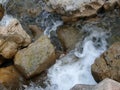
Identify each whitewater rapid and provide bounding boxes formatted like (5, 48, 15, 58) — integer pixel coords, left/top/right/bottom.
(25, 25, 110, 90)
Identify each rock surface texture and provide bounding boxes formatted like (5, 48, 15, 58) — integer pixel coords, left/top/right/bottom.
(14, 35, 56, 78)
(92, 42, 120, 82)
(0, 19, 31, 59)
(47, 0, 120, 20)
(0, 66, 24, 90)
(71, 78, 120, 90)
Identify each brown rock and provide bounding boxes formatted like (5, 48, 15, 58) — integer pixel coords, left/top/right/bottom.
(0, 4, 4, 20)
(14, 35, 56, 78)
(29, 25, 43, 40)
(0, 19, 31, 59)
(0, 66, 24, 90)
(92, 42, 120, 82)
(57, 25, 82, 52)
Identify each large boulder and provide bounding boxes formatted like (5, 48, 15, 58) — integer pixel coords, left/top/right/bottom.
(0, 66, 24, 90)
(91, 42, 120, 82)
(71, 78, 120, 90)
(14, 35, 56, 78)
(0, 18, 31, 59)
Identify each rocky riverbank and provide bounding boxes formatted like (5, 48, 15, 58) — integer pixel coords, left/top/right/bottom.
(0, 0, 120, 90)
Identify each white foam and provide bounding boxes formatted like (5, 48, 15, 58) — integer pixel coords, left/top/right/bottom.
(49, 0, 100, 12)
(0, 15, 13, 26)
(25, 27, 109, 90)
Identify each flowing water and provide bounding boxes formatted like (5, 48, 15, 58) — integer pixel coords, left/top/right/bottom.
(24, 24, 110, 90)
(0, 0, 120, 90)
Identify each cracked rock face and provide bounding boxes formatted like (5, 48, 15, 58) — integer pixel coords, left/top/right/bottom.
(0, 19, 31, 59)
(91, 42, 120, 82)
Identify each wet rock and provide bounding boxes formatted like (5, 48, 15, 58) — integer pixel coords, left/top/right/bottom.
(0, 66, 24, 90)
(91, 42, 120, 82)
(0, 4, 4, 20)
(57, 25, 82, 52)
(71, 78, 120, 90)
(14, 35, 56, 78)
(28, 25, 43, 40)
(0, 19, 31, 59)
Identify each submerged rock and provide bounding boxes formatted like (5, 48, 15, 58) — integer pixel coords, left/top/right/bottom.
(14, 35, 56, 78)
(92, 42, 120, 82)
(0, 66, 24, 90)
(0, 18, 31, 59)
(71, 78, 120, 90)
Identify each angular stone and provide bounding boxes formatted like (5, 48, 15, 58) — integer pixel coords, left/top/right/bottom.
(0, 66, 24, 90)
(0, 19, 31, 59)
(92, 42, 120, 82)
(14, 35, 56, 78)
(71, 78, 120, 90)
(93, 78, 120, 90)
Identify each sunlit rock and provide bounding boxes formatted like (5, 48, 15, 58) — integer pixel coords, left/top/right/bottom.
(92, 42, 120, 82)
(0, 66, 24, 90)
(71, 78, 120, 90)
(14, 35, 56, 78)
(0, 18, 31, 59)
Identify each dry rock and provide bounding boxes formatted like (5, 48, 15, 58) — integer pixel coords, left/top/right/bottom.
(93, 78, 120, 90)
(14, 35, 56, 78)
(71, 78, 120, 90)
(0, 19, 31, 59)
(92, 42, 120, 82)
(0, 66, 24, 90)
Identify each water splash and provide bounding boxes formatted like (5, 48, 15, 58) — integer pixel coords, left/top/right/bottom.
(0, 14, 13, 26)
(36, 11, 63, 37)
(25, 25, 110, 90)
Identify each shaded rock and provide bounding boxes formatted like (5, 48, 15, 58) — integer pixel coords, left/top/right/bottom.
(0, 56, 7, 66)
(0, 4, 4, 20)
(0, 19, 31, 59)
(71, 78, 120, 90)
(0, 65, 24, 90)
(28, 25, 43, 40)
(0, 83, 7, 90)
(92, 42, 120, 82)
(57, 25, 82, 52)
(14, 35, 56, 78)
